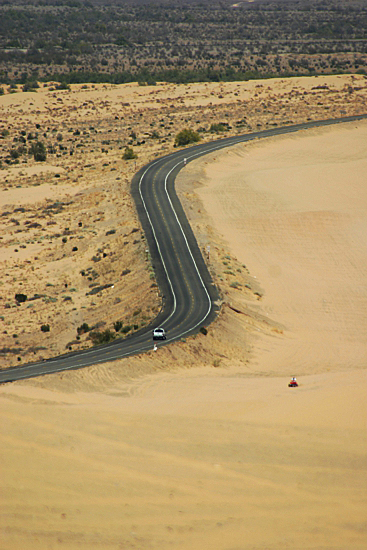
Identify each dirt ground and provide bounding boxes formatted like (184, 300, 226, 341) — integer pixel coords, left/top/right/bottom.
(0, 75, 366, 549)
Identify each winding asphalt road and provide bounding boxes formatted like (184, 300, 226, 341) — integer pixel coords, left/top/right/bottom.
(1, 114, 366, 383)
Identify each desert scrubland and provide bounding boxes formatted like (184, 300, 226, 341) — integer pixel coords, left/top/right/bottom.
(0, 74, 366, 549)
(1, 0, 367, 80)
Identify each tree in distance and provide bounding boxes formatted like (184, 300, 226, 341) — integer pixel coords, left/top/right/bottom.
(175, 128, 201, 147)
(30, 141, 47, 162)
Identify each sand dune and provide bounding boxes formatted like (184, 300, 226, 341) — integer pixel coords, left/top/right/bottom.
(193, 121, 367, 376)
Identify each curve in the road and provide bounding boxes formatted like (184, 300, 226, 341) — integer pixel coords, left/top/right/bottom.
(1, 113, 366, 383)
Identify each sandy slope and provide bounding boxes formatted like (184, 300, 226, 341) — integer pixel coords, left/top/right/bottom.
(0, 78, 367, 549)
(193, 121, 367, 376)
(0, 367, 365, 549)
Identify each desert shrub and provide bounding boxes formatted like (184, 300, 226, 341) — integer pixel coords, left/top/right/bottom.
(77, 322, 90, 335)
(209, 123, 226, 133)
(90, 329, 115, 345)
(30, 141, 47, 162)
(113, 320, 123, 332)
(175, 128, 200, 146)
(15, 293, 27, 303)
(0, 87, 4, 96)
(41, 324, 50, 332)
(23, 81, 39, 92)
(121, 325, 131, 334)
(230, 281, 241, 289)
(55, 82, 70, 90)
(123, 146, 137, 160)
(1, 129, 9, 137)
(10, 149, 20, 159)
(199, 326, 208, 335)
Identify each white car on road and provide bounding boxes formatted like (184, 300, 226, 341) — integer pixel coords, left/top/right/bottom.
(153, 328, 166, 340)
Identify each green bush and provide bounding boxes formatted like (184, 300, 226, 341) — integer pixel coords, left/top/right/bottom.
(123, 146, 137, 160)
(30, 141, 47, 162)
(113, 320, 123, 332)
(23, 81, 39, 92)
(90, 329, 115, 345)
(41, 324, 50, 332)
(175, 128, 200, 147)
(230, 281, 241, 289)
(10, 149, 20, 159)
(77, 322, 90, 335)
(15, 293, 27, 303)
(209, 123, 227, 133)
(55, 82, 70, 91)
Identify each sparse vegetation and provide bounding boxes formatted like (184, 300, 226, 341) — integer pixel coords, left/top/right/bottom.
(41, 324, 50, 332)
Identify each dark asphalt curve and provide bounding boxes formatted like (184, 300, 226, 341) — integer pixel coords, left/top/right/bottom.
(1, 113, 366, 383)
